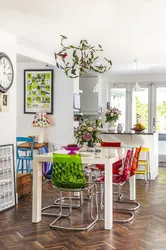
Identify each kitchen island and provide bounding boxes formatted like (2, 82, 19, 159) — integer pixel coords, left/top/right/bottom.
(100, 132, 158, 180)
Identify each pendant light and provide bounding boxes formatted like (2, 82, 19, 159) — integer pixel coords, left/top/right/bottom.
(133, 59, 141, 92)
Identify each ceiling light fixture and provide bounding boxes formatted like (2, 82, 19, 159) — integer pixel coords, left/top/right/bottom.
(133, 59, 141, 92)
(54, 35, 112, 78)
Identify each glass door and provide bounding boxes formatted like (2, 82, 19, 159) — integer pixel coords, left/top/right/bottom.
(108, 83, 158, 133)
(156, 87, 166, 133)
(132, 87, 149, 131)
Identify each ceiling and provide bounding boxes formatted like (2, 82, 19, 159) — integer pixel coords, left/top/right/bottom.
(1, 0, 166, 74)
(16, 54, 38, 63)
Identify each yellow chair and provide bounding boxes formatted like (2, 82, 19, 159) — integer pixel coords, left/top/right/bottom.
(136, 147, 150, 182)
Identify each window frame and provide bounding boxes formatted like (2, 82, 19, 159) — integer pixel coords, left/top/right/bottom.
(108, 82, 152, 132)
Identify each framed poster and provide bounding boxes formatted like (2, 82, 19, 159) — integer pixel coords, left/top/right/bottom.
(0, 144, 16, 212)
(24, 69, 53, 114)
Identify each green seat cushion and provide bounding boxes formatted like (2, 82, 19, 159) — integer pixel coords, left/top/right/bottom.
(52, 153, 87, 189)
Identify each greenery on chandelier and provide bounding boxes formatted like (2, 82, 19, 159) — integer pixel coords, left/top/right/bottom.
(54, 35, 112, 78)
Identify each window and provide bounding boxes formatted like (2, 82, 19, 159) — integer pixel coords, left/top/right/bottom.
(156, 87, 166, 133)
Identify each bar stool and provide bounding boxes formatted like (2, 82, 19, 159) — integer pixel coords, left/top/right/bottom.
(136, 147, 150, 182)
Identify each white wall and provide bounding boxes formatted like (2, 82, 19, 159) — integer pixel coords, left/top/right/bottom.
(48, 68, 74, 146)
(16, 61, 48, 138)
(17, 44, 55, 66)
(17, 62, 75, 148)
(103, 73, 166, 84)
(0, 31, 17, 145)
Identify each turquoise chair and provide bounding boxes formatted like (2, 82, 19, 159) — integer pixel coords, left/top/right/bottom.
(42, 153, 98, 230)
(16, 137, 34, 173)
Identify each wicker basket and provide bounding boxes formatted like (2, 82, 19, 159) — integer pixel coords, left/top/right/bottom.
(16, 173, 32, 198)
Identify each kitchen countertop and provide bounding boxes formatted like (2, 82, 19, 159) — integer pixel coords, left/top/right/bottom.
(100, 132, 154, 135)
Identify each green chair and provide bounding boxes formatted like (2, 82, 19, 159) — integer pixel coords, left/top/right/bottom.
(42, 153, 98, 230)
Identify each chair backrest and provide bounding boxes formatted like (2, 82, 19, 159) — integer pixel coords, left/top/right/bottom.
(131, 147, 142, 176)
(16, 137, 34, 159)
(101, 142, 121, 147)
(96, 142, 121, 171)
(119, 149, 134, 183)
(52, 144, 61, 151)
(52, 153, 87, 189)
(38, 146, 52, 179)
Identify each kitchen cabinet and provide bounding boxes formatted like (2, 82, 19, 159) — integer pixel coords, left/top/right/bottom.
(79, 76, 102, 115)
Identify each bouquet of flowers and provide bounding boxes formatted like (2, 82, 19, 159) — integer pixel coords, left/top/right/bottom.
(74, 119, 102, 146)
(105, 107, 121, 122)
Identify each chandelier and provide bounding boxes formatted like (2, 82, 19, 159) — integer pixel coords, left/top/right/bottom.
(54, 35, 112, 78)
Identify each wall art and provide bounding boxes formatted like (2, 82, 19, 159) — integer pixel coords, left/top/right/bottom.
(24, 69, 53, 114)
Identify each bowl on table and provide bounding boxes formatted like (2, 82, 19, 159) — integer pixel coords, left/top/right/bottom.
(62, 145, 82, 154)
(131, 128, 145, 133)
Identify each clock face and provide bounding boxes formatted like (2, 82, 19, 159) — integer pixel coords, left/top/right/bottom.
(0, 53, 14, 93)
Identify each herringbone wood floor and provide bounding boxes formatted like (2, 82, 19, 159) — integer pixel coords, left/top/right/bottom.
(0, 168, 166, 250)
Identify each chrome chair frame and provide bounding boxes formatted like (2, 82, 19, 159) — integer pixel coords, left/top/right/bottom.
(113, 181, 140, 211)
(53, 165, 92, 208)
(97, 182, 134, 222)
(42, 183, 98, 231)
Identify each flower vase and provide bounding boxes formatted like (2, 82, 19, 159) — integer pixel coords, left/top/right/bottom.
(87, 141, 94, 148)
(87, 141, 95, 153)
(108, 121, 116, 132)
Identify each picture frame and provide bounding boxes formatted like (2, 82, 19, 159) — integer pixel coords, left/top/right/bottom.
(3, 94, 7, 106)
(0, 144, 16, 213)
(0, 93, 9, 112)
(24, 69, 54, 114)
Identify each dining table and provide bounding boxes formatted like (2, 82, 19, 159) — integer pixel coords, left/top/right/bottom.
(32, 147, 136, 230)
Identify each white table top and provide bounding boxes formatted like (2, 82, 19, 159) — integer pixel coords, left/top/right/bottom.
(34, 147, 127, 165)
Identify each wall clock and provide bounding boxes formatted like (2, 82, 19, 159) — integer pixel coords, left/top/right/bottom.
(0, 52, 14, 93)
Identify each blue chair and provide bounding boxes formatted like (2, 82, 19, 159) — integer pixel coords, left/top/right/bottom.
(38, 146, 52, 179)
(16, 137, 34, 173)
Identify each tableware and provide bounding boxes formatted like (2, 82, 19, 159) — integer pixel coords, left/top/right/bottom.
(62, 146, 81, 154)
(95, 147, 102, 154)
(79, 152, 94, 157)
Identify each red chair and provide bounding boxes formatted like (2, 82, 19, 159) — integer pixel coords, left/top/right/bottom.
(96, 149, 135, 223)
(101, 142, 121, 147)
(131, 147, 142, 176)
(114, 146, 142, 211)
(95, 141, 122, 174)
